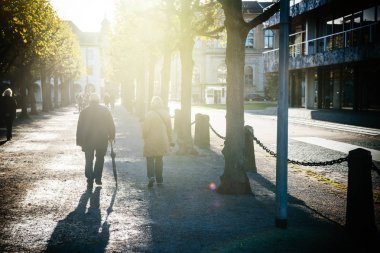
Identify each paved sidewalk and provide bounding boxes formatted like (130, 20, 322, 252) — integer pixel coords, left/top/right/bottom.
(0, 104, 379, 252)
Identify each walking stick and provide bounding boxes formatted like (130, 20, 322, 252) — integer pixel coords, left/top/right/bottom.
(110, 140, 117, 187)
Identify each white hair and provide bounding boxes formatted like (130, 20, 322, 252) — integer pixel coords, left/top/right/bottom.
(2, 88, 12, 97)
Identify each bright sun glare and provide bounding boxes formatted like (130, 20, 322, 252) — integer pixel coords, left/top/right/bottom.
(50, 0, 116, 32)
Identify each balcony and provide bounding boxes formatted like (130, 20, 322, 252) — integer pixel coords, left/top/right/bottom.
(263, 22, 380, 73)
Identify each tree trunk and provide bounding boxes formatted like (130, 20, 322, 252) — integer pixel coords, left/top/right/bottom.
(148, 55, 155, 103)
(177, 38, 197, 155)
(135, 67, 146, 120)
(18, 65, 29, 118)
(47, 73, 53, 110)
(217, 0, 252, 194)
(121, 74, 135, 112)
(54, 76, 59, 108)
(27, 70, 38, 115)
(69, 78, 75, 105)
(41, 64, 49, 112)
(60, 76, 70, 107)
(161, 50, 171, 108)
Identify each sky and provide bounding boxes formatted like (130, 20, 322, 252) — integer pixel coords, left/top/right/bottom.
(49, 0, 271, 32)
(50, 0, 116, 32)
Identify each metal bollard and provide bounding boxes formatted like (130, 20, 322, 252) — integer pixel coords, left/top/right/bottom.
(346, 148, 377, 238)
(244, 125, 257, 173)
(194, 113, 210, 148)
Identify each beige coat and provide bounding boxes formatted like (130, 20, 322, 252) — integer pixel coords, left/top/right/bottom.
(142, 108, 172, 157)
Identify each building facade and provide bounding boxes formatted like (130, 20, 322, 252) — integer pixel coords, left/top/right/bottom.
(263, 0, 380, 111)
(170, 1, 274, 104)
(68, 22, 104, 96)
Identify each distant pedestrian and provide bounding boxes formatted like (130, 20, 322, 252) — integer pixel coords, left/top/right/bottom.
(1, 88, 17, 141)
(76, 93, 84, 112)
(103, 92, 110, 108)
(142, 96, 173, 187)
(109, 93, 115, 110)
(76, 93, 115, 189)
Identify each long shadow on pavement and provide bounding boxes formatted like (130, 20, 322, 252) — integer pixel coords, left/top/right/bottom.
(44, 187, 110, 253)
(142, 147, 353, 253)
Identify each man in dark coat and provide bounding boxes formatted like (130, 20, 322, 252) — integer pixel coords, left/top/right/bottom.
(76, 93, 115, 189)
(1, 88, 17, 141)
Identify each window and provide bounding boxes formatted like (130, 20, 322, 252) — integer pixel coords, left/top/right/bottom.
(264, 30, 273, 49)
(363, 7, 375, 23)
(217, 64, 227, 83)
(246, 29, 255, 48)
(244, 66, 253, 87)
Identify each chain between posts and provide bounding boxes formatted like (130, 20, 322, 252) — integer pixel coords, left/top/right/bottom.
(208, 123, 226, 140)
(206, 122, 350, 167)
(251, 135, 348, 166)
(199, 122, 379, 169)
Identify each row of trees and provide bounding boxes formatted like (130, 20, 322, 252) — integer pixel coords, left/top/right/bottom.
(1, 0, 280, 194)
(108, 0, 280, 194)
(0, 0, 82, 118)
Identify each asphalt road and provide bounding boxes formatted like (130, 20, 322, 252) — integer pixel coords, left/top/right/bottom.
(189, 105, 380, 189)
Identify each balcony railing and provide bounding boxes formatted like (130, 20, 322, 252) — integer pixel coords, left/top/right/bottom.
(264, 22, 379, 59)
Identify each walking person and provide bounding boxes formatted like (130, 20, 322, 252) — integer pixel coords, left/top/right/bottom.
(103, 92, 110, 109)
(1, 88, 17, 141)
(76, 93, 115, 189)
(142, 96, 173, 187)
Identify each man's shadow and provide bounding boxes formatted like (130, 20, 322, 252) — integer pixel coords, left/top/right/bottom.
(45, 187, 110, 253)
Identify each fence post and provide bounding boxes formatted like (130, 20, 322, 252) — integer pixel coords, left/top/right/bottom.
(346, 148, 377, 238)
(194, 113, 210, 149)
(244, 125, 257, 173)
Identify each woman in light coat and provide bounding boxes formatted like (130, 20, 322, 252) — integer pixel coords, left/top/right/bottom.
(142, 96, 173, 187)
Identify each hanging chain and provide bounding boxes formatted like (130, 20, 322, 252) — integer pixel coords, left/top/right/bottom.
(208, 123, 226, 140)
(251, 135, 348, 166)
(203, 123, 380, 168)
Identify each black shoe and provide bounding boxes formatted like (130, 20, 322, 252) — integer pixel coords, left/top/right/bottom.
(87, 183, 93, 190)
(95, 179, 102, 186)
(148, 178, 155, 188)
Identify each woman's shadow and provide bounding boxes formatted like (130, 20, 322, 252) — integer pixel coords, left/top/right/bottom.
(44, 187, 110, 253)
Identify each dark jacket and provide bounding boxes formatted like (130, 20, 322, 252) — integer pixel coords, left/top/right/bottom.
(1, 96, 17, 120)
(76, 104, 115, 151)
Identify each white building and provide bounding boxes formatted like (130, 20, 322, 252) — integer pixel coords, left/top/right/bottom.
(68, 21, 104, 96)
(169, 1, 274, 104)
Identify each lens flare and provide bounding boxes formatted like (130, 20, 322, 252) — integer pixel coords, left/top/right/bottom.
(208, 182, 217, 191)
